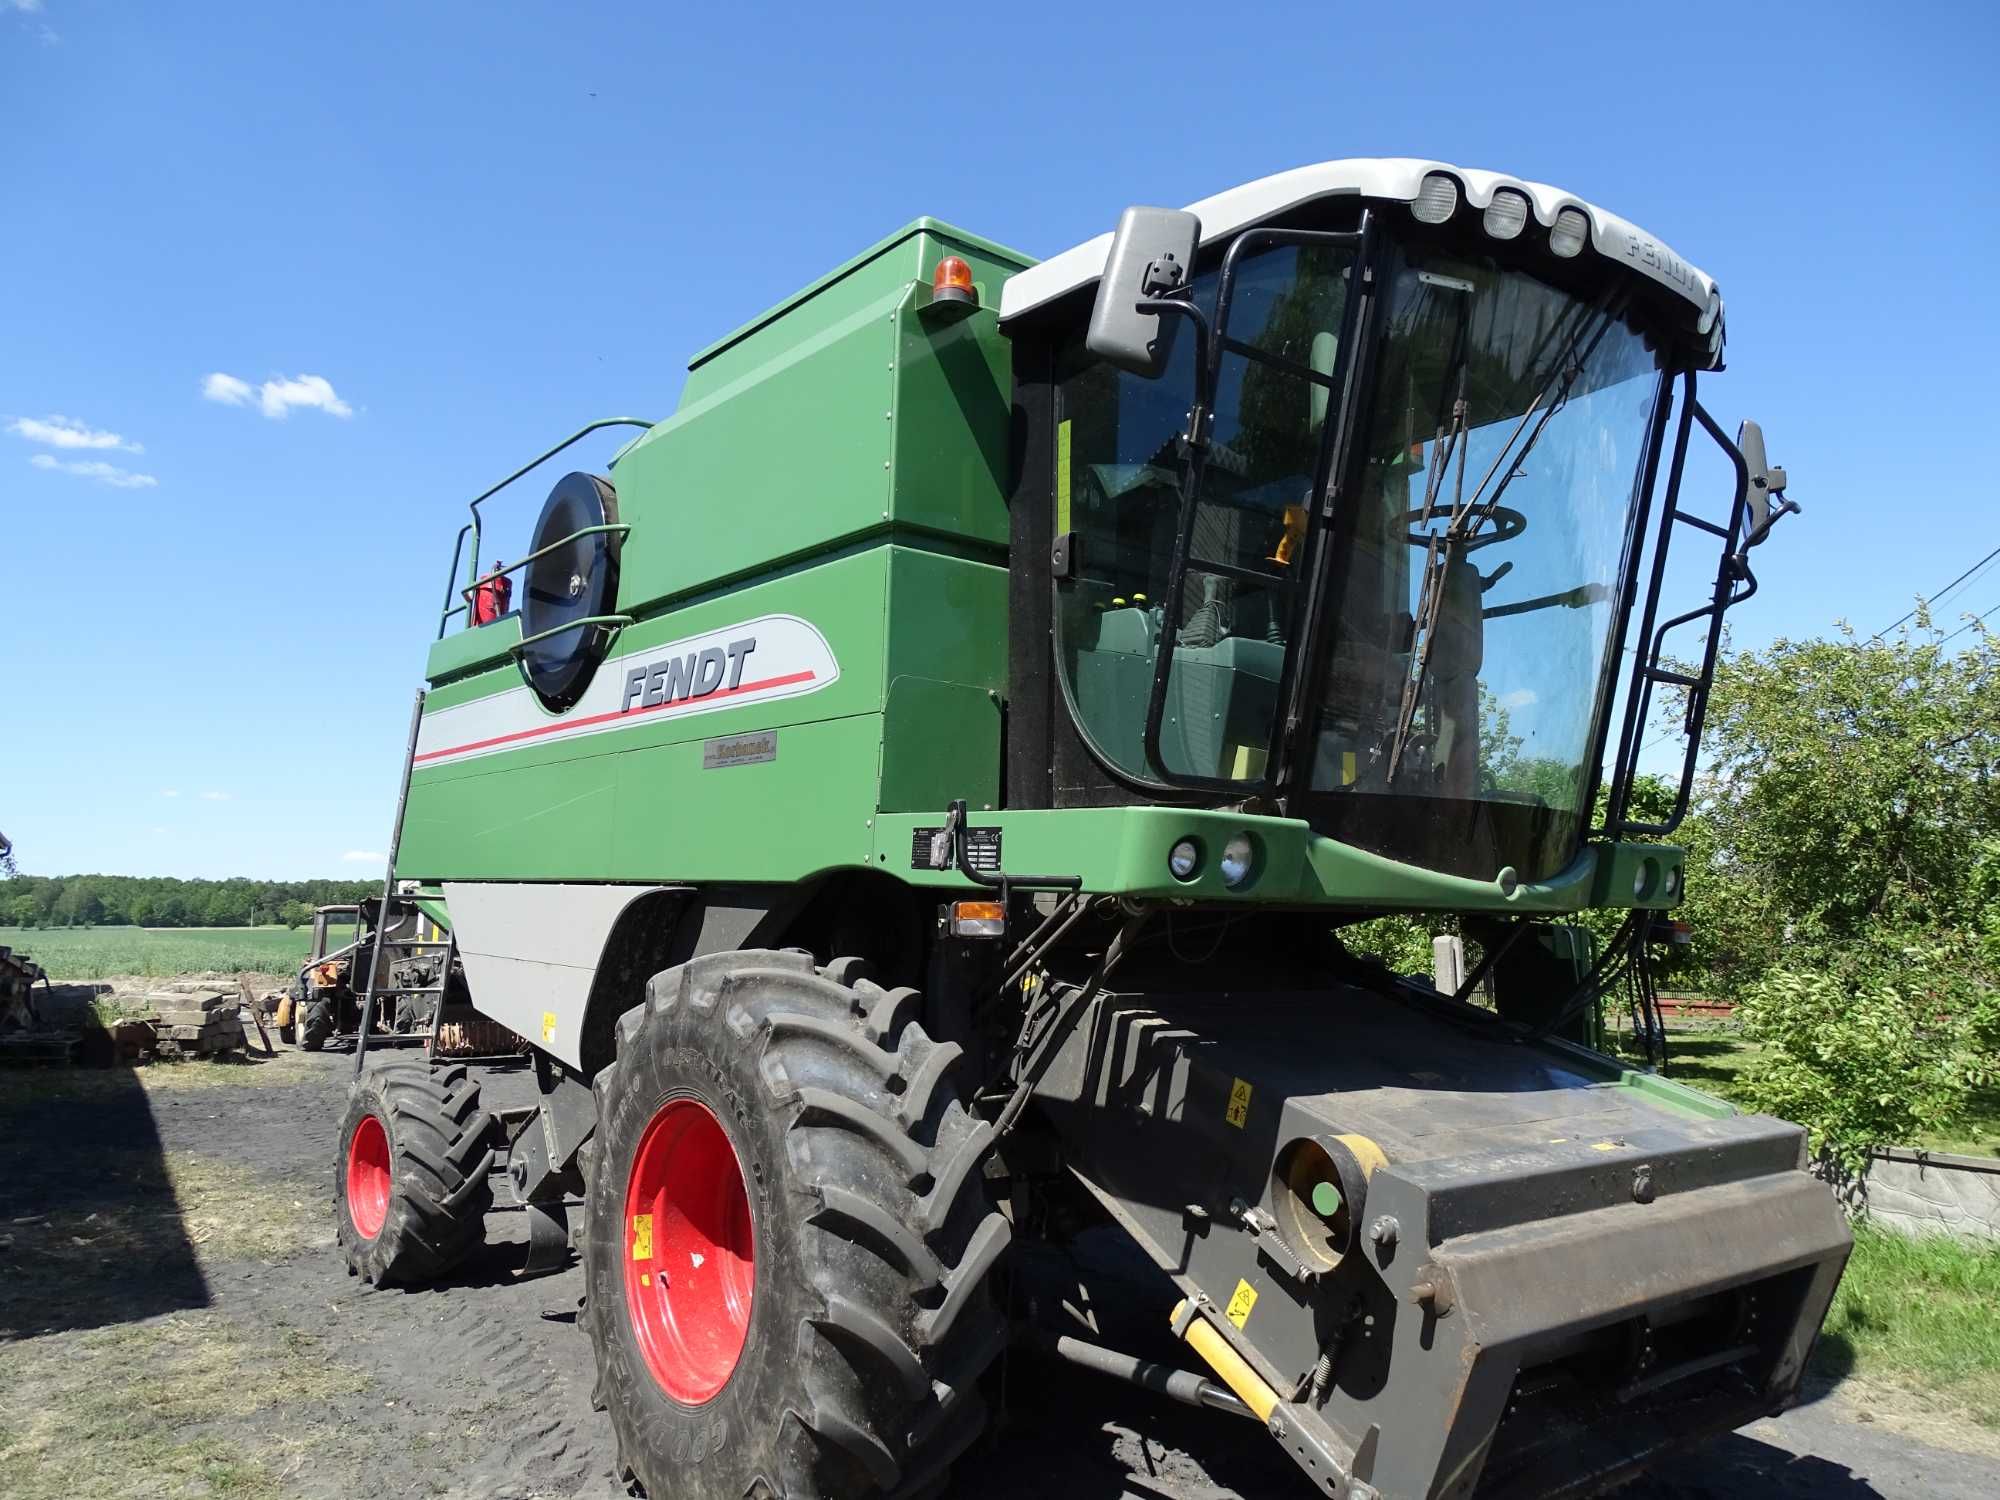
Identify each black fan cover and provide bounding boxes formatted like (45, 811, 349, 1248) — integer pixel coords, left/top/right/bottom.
(518, 471, 621, 711)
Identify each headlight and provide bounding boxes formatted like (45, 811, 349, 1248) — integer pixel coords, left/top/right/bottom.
(1549, 205, 1589, 258)
(1168, 838, 1202, 881)
(1634, 860, 1657, 899)
(1663, 866, 1680, 898)
(1482, 188, 1529, 241)
(1411, 172, 1458, 224)
(1220, 831, 1257, 888)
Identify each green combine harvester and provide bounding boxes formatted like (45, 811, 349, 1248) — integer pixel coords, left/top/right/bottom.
(333, 157, 1842, 1500)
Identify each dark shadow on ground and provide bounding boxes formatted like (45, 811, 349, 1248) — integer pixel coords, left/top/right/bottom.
(1633, 1430, 1890, 1497)
(0, 1060, 209, 1338)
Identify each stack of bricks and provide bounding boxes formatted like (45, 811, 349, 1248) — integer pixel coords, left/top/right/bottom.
(145, 988, 245, 1058)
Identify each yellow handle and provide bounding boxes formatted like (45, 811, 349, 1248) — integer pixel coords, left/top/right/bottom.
(1170, 1300, 1280, 1422)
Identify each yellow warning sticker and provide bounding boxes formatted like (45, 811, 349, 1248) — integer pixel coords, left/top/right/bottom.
(541, 1011, 558, 1043)
(1055, 420, 1073, 536)
(1225, 1077, 1253, 1129)
(1225, 1278, 1258, 1328)
(631, 1213, 654, 1261)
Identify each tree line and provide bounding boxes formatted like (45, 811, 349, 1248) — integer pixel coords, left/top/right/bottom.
(0, 875, 381, 931)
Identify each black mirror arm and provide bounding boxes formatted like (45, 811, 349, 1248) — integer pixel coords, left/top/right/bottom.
(1135, 295, 1216, 449)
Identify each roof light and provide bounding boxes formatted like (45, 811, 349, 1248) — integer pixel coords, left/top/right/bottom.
(931, 255, 977, 308)
(1549, 206, 1589, 258)
(1411, 172, 1458, 224)
(1483, 189, 1529, 241)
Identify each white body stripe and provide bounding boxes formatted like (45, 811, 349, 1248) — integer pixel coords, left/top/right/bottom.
(416, 613, 840, 769)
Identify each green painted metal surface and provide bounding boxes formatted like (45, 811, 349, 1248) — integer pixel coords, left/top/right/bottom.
(398, 214, 1684, 919)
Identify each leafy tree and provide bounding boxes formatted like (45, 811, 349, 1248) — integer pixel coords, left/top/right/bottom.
(1675, 615, 2000, 1162)
(1690, 617, 2000, 945)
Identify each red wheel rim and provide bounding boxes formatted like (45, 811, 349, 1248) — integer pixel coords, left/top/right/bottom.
(346, 1113, 392, 1240)
(623, 1098, 755, 1403)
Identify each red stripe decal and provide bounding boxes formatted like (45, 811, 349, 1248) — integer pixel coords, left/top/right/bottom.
(414, 670, 818, 764)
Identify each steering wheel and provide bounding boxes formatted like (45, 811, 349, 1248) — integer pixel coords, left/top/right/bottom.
(1397, 504, 1527, 552)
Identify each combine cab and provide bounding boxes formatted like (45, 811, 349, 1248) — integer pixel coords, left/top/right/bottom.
(329, 159, 1840, 1499)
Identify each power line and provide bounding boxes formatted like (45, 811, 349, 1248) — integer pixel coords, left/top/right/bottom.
(1875, 540, 2000, 639)
(1940, 598, 2000, 645)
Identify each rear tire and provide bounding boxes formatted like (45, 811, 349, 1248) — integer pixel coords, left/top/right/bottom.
(336, 1062, 494, 1285)
(301, 999, 333, 1051)
(581, 949, 1010, 1499)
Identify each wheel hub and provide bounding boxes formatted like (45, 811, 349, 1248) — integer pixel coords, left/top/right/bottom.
(346, 1113, 392, 1240)
(623, 1097, 756, 1404)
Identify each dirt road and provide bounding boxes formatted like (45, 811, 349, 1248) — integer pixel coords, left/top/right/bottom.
(3, 1044, 1996, 1499)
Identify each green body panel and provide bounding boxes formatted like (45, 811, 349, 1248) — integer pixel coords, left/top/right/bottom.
(400, 215, 1682, 917)
(868, 804, 1681, 914)
(425, 613, 520, 686)
(400, 544, 1010, 882)
(607, 221, 1024, 617)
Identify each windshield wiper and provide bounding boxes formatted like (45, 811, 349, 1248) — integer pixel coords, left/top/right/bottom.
(1383, 293, 1626, 786)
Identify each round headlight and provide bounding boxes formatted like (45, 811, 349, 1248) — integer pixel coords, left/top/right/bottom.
(1220, 832, 1257, 888)
(1168, 838, 1202, 882)
(1664, 866, 1680, 898)
(1634, 860, 1657, 900)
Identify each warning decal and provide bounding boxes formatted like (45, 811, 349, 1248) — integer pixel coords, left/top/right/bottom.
(1225, 1077, 1253, 1129)
(630, 1214, 654, 1261)
(1225, 1278, 1258, 1328)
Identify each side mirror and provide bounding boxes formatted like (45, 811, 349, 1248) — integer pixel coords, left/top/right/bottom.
(1733, 420, 1796, 550)
(1086, 206, 1201, 378)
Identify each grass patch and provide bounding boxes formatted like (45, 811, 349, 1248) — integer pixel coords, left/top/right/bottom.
(1815, 1223, 2000, 1430)
(0, 1313, 366, 1499)
(0, 925, 327, 980)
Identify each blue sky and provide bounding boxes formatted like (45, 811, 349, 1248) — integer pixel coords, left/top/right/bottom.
(2, 1, 1994, 879)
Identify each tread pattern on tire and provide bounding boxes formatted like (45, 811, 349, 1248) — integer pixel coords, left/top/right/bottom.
(336, 1061, 495, 1286)
(301, 998, 334, 1051)
(582, 949, 1012, 1500)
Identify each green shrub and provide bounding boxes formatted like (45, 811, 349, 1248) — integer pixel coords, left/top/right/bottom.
(1738, 938, 2000, 1176)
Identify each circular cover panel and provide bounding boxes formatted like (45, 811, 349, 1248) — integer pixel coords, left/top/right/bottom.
(519, 471, 620, 711)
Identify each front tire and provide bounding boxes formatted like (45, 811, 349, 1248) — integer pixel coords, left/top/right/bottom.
(581, 950, 1010, 1499)
(336, 1062, 495, 1285)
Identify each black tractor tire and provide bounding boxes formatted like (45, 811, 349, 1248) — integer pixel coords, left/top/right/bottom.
(301, 998, 334, 1051)
(335, 1062, 495, 1286)
(276, 1021, 297, 1046)
(580, 950, 1010, 1500)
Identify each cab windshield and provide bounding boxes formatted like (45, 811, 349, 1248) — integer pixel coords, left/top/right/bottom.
(1053, 230, 1664, 881)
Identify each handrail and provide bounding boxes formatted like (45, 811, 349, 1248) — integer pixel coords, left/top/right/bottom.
(509, 613, 634, 655)
(457, 523, 632, 605)
(436, 417, 654, 638)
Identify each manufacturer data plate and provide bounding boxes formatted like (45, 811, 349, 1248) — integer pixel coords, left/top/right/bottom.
(910, 825, 1002, 872)
(702, 730, 778, 769)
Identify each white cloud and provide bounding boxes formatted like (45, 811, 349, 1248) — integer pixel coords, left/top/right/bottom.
(341, 850, 385, 863)
(7, 414, 142, 452)
(199, 790, 231, 801)
(161, 788, 181, 798)
(1497, 689, 1538, 711)
(201, 372, 254, 406)
(7, 2, 47, 13)
(29, 453, 158, 489)
(203, 370, 352, 420)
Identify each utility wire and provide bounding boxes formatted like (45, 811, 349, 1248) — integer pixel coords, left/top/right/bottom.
(1939, 598, 2000, 645)
(1875, 540, 2000, 639)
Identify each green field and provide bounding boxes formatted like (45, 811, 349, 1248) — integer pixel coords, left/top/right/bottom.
(0, 925, 352, 980)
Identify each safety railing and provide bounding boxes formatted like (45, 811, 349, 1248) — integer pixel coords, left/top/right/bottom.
(436, 417, 654, 639)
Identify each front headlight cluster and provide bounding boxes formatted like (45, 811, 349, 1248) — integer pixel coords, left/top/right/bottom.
(1165, 830, 1259, 889)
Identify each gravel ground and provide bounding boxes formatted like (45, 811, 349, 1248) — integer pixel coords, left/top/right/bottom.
(3, 1041, 1997, 1500)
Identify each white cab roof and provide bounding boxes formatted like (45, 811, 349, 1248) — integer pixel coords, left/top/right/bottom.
(1000, 158, 1720, 337)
